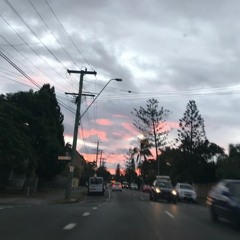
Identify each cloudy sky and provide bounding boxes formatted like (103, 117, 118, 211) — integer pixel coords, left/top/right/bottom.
(1, 0, 240, 173)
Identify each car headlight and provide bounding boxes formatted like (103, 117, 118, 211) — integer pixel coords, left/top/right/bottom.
(172, 190, 177, 196)
(155, 188, 161, 193)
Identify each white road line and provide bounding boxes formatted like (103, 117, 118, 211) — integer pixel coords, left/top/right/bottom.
(92, 207, 98, 210)
(82, 212, 90, 216)
(165, 210, 175, 219)
(0, 206, 13, 210)
(63, 223, 77, 230)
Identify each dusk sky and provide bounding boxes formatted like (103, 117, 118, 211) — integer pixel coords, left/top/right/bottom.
(1, 0, 240, 173)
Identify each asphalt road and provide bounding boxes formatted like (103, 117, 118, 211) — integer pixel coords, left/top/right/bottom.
(0, 188, 239, 240)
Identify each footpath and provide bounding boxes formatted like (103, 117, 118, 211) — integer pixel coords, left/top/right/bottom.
(0, 187, 88, 206)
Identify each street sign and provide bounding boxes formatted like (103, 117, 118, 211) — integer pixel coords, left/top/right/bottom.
(58, 156, 71, 160)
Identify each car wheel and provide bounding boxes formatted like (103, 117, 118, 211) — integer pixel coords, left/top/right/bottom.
(150, 193, 156, 201)
(150, 193, 153, 201)
(211, 205, 219, 222)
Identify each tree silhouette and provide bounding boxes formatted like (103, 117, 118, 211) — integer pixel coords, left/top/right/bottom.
(132, 98, 171, 175)
(176, 100, 224, 183)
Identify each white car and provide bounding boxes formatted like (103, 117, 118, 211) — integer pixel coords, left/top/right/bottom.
(175, 183, 197, 203)
(112, 182, 122, 191)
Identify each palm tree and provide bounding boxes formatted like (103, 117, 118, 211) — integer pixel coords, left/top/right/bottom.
(131, 138, 153, 175)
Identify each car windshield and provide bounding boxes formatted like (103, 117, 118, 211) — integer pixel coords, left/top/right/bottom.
(229, 182, 240, 198)
(156, 181, 172, 188)
(180, 184, 193, 190)
(89, 178, 103, 184)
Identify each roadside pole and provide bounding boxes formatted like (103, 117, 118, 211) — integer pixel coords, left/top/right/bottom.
(65, 69, 97, 200)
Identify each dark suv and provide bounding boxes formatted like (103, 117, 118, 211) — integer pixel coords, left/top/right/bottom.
(206, 179, 240, 226)
(149, 180, 177, 204)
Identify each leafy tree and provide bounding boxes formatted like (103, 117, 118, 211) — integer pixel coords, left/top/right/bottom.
(131, 138, 153, 174)
(177, 100, 206, 155)
(83, 161, 96, 178)
(141, 159, 156, 184)
(96, 162, 111, 182)
(132, 98, 171, 175)
(0, 92, 36, 174)
(0, 84, 66, 183)
(176, 100, 224, 183)
(115, 164, 121, 182)
(216, 144, 240, 179)
(29, 84, 65, 180)
(124, 150, 137, 183)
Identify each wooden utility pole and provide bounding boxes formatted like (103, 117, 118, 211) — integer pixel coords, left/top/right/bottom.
(95, 140, 101, 168)
(65, 69, 97, 200)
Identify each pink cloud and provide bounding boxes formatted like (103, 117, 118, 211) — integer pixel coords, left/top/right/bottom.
(96, 118, 113, 126)
(81, 129, 108, 141)
(162, 121, 179, 132)
(121, 122, 138, 134)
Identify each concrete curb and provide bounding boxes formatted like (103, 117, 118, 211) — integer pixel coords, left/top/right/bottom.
(0, 187, 88, 205)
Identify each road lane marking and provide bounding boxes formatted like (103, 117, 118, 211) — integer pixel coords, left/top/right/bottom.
(0, 206, 14, 210)
(63, 223, 77, 230)
(92, 207, 98, 210)
(165, 211, 175, 219)
(82, 212, 90, 216)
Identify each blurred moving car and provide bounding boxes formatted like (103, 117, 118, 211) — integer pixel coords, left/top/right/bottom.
(206, 179, 240, 226)
(122, 181, 129, 189)
(149, 180, 177, 204)
(130, 183, 138, 190)
(175, 183, 197, 203)
(112, 182, 122, 191)
(142, 184, 151, 193)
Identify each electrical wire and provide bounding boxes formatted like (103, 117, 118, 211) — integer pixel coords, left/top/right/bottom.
(27, 0, 80, 69)
(44, 0, 96, 72)
(4, 0, 68, 70)
(0, 49, 76, 114)
(0, 14, 74, 91)
(0, 50, 41, 88)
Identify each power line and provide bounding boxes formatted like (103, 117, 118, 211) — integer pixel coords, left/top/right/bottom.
(0, 14, 74, 90)
(44, 0, 96, 71)
(27, 0, 80, 68)
(0, 49, 76, 114)
(0, 33, 68, 91)
(0, 50, 41, 88)
(4, 0, 69, 70)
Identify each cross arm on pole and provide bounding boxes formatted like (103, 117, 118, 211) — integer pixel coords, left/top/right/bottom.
(67, 69, 97, 75)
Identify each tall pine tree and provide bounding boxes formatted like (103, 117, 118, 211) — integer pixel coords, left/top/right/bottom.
(132, 98, 171, 175)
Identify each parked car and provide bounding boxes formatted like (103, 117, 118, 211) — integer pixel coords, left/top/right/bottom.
(142, 184, 151, 193)
(130, 183, 138, 190)
(175, 183, 197, 203)
(149, 180, 177, 204)
(122, 181, 129, 189)
(112, 182, 122, 191)
(206, 179, 240, 226)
